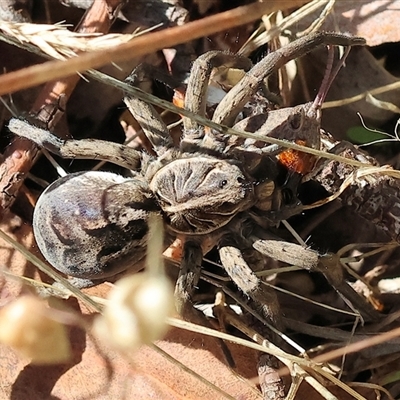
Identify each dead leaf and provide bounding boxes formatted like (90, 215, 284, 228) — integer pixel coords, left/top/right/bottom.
(297, 0, 400, 46)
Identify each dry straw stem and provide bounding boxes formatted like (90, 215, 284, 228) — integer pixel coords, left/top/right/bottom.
(239, 0, 335, 55)
(169, 315, 381, 400)
(212, 297, 337, 400)
(304, 165, 400, 210)
(0, 0, 309, 96)
(323, 79, 400, 109)
(312, 324, 400, 367)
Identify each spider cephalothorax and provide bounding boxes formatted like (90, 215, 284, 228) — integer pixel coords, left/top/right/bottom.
(149, 157, 255, 234)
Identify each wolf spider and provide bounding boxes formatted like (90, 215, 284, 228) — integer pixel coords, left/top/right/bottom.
(9, 32, 365, 330)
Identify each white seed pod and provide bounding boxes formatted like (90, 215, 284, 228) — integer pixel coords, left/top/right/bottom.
(94, 273, 174, 352)
(0, 296, 71, 364)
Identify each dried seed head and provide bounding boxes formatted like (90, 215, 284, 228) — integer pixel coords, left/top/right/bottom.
(0, 296, 71, 364)
(94, 273, 174, 352)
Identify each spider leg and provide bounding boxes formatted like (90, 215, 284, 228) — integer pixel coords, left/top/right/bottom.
(217, 231, 289, 399)
(183, 51, 253, 133)
(8, 118, 141, 170)
(218, 239, 283, 332)
(252, 238, 381, 321)
(180, 51, 253, 154)
(124, 66, 173, 155)
(212, 32, 365, 127)
(174, 240, 203, 318)
(170, 239, 238, 368)
(258, 354, 285, 400)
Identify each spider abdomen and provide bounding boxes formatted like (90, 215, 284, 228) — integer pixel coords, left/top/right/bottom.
(33, 171, 159, 280)
(149, 157, 255, 234)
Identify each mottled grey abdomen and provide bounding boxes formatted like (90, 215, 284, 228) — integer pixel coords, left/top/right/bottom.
(33, 171, 159, 280)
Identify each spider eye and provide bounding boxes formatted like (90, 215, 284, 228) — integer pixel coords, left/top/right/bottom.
(289, 112, 303, 130)
(219, 180, 228, 188)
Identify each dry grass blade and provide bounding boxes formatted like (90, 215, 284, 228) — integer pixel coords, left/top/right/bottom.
(168, 313, 361, 400)
(167, 316, 303, 362)
(304, 165, 400, 210)
(0, 0, 309, 96)
(239, 0, 335, 56)
(323, 80, 400, 109)
(312, 325, 400, 366)
(169, 314, 381, 400)
(262, 281, 359, 317)
(349, 382, 395, 400)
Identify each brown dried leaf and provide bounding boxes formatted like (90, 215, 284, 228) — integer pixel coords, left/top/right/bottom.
(299, 0, 400, 46)
(331, 0, 400, 46)
(0, 326, 262, 399)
